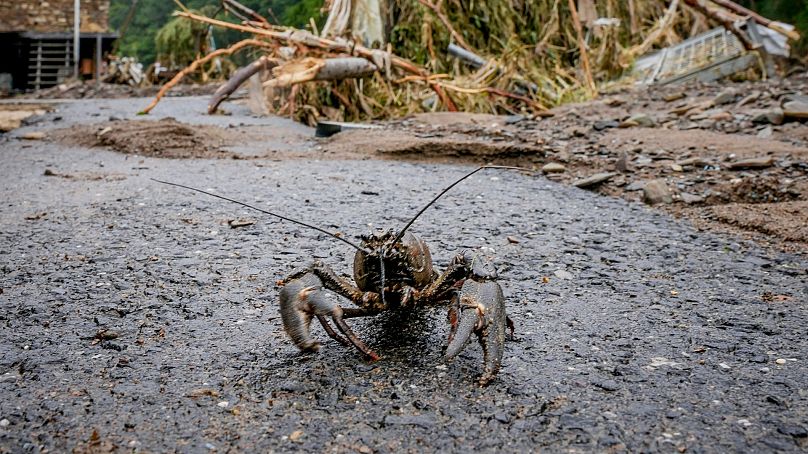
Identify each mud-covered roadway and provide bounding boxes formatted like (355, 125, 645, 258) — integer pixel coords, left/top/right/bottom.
(0, 97, 806, 452)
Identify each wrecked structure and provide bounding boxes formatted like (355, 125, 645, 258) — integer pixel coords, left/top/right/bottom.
(0, 0, 116, 92)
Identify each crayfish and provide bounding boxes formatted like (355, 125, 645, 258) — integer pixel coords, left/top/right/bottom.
(154, 165, 523, 385)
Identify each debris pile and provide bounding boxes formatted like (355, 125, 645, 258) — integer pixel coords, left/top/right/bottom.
(141, 0, 801, 125)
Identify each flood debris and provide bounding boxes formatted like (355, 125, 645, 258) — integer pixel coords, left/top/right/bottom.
(141, 0, 801, 125)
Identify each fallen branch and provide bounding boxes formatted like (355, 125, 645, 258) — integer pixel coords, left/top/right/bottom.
(710, 0, 801, 41)
(625, 0, 681, 59)
(174, 10, 457, 110)
(263, 57, 378, 88)
(141, 38, 272, 114)
(208, 55, 279, 114)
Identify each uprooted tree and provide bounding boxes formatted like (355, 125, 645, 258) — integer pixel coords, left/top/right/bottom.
(142, 0, 800, 124)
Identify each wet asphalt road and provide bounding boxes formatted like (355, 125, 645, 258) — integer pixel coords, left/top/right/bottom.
(1, 98, 807, 452)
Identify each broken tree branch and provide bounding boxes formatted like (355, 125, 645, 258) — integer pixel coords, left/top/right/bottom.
(208, 55, 279, 114)
(172, 10, 457, 111)
(141, 38, 272, 114)
(710, 0, 801, 41)
(626, 0, 681, 59)
(263, 57, 379, 88)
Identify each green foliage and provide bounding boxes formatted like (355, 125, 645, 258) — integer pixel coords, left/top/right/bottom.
(109, 0, 324, 65)
(155, 5, 219, 67)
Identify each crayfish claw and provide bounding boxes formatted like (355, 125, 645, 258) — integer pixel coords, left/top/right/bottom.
(445, 280, 507, 386)
(279, 272, 380, 361)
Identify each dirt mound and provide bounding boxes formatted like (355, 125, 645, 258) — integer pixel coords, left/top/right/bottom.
(325, 129, 543, 162)
(711, 201, 808, 244)
(52, 118, 237, 159)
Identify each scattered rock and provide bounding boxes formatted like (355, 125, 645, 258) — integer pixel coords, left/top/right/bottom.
(775, 358, 786, 365)
(541, 163, 566, 174)
(228, 218, 256, 229)
(554, 269, 573, 280)
(289, 430, 304, 442)
(676, 157, 708, 167)
(670, 164, 683, 172)
(680, 193, 704, 204)
(20, 131, 46, 140)
(620, 113, 655, 128)
(643, 179, 673, 205)
(782, 100, 808, 120)
(752, 108, 784, 125)
(615, 152, 629, 172)
(663, 92, 686, 102)
(712, 89, 737, 106)
(506, 236, 520, 244)
(593, 120, 619, 131)
(757, 126, 773, 139)
(727, 157, 774, 170)
(625, 181, 645, 192)
(736, 90, 761, 108)
(574, 172, 617, 189)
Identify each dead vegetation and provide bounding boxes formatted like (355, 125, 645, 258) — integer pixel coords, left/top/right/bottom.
(141, 0, 799, 125)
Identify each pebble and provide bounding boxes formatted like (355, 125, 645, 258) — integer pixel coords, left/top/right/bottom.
(541, 163, 566, 174)
(712, 88, 737, 105)
(643, 179, 673, 205)
(554, 269, 573, 280)
(574, 172, 617, 189)
(216, 401, 229, 408)
(775, 359, 786, 365)
(20, 131, 46, 140)
(0, 419, 8, 427)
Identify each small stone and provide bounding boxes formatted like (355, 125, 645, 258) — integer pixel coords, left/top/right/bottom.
(574, 172, 617, 189)
(289, 430, 304, 442)
(663, 92, 686, 102)
(643, 179, 673, 205)
(670, 164, 683, 172)
(775, 358, 786, 365)
(620, 113, 655, 128)
(625, 181, 645, 191)
(0, 419, 8, 427)
(676, 157, 708, 167)
(680, 192, 703, 204)
(216, 401, 229, 408)
(541, 163, 566, 174)
(752, 108, 784, 125)
(615, 152, 628, 172)
(736, 90, 761, 107)
(718, 363, 731, 370)
(593, 120, 619, 131)
(783, 100, 808, 120)
(757, 126, 773, 139)
(712, 88, 737, 106)
(21, 131, 46, 140)
(726, 157, 774, 170)
(506, 236, 520, 244)
(554, 269, 573, 280)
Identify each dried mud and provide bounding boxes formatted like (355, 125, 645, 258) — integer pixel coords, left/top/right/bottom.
(50, 118, 238, 159)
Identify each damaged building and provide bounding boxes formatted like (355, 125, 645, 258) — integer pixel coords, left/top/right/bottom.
(0, 0, 117, 92)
